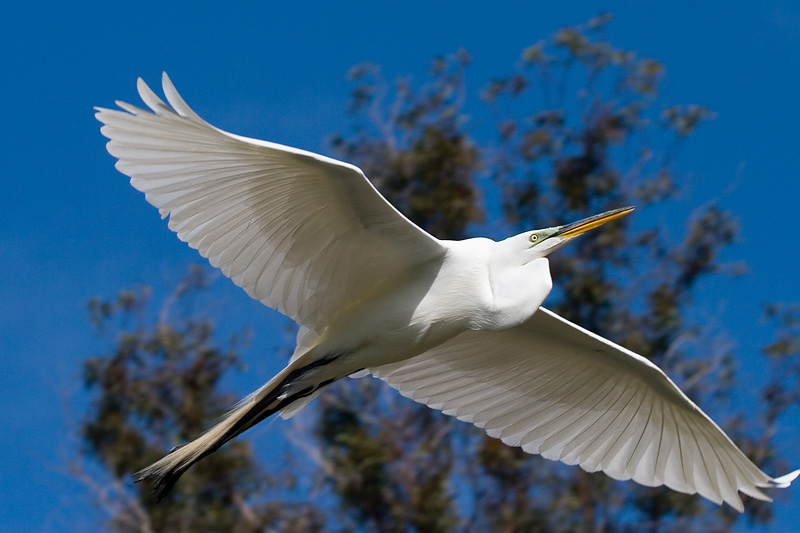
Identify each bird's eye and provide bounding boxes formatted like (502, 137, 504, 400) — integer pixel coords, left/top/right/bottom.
(529, 233, 539, 243)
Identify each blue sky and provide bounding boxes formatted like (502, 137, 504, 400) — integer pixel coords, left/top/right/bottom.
(2, 1, 799, 530)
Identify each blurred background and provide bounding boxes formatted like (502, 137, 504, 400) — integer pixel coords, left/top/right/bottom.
(2, 1, 799, 531)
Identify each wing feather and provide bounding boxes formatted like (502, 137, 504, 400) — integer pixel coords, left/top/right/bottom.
(96, 73, 445, 330)
(371, 306, 797, 510)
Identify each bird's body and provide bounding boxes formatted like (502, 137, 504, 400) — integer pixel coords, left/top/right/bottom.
(96, 74, 797, 510)
(285, 238, 551, 393)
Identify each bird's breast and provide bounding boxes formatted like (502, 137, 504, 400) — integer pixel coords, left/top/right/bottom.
(478, 257, 553, 331)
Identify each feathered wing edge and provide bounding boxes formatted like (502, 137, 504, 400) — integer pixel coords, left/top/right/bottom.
(371, 307, 798, 511)
(95, 73, 446, 333)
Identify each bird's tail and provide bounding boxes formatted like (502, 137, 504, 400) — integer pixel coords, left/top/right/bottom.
(135, 352, 337, 500)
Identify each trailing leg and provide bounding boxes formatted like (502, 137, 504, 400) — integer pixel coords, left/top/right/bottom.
(135, 352, 344, 500)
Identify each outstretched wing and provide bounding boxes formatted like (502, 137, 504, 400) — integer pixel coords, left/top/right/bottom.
(96, 73, 445, 331)
(371, 307, 798, 511)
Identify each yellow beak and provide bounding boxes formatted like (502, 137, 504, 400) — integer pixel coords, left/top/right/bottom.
(554, 206, 635, 239)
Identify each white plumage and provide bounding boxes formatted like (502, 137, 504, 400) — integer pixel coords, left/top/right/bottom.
(95, 73, 797, 509)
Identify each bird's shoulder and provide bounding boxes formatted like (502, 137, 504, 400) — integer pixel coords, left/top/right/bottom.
(440, 236, 495, 257)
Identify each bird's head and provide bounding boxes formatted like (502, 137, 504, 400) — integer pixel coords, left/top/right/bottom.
(509, 206, 635, 263)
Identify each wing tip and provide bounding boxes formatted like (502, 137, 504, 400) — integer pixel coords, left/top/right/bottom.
(769, 469, 800, 488)
(137, 76, 173, 115)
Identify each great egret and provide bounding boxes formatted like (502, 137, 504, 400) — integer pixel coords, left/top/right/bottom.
(96, 73, 797, 510)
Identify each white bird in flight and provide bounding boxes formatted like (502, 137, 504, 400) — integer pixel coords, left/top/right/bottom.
(96, 73, 797, 510)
